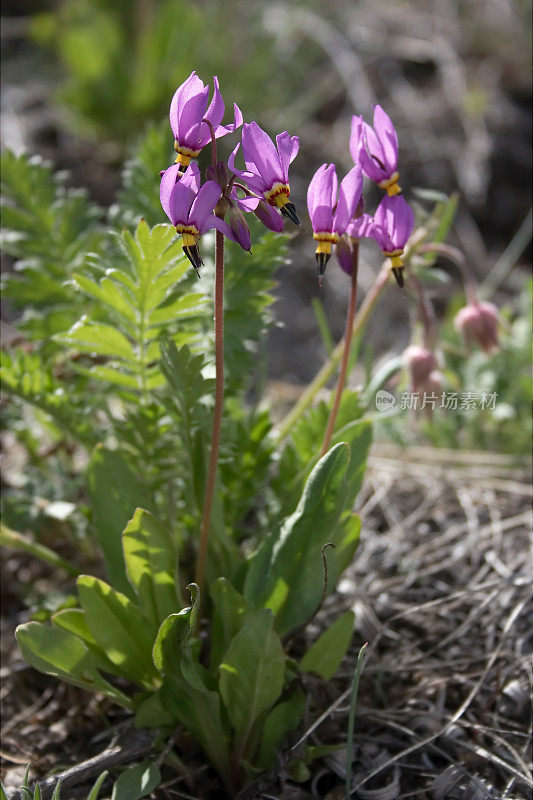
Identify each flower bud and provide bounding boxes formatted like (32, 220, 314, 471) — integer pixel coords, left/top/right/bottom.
(205, 161, 230, 191)
(403, 345, 438, 393)
(226, 203, 251, 252)
(454, 301, 499, 353)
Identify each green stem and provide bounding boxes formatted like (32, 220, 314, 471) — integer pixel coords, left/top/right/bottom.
(0, 524, 80, 577)
(345, 643, 368, 800)
(320, 248, 359, 456)
(275, 262, 390, 442)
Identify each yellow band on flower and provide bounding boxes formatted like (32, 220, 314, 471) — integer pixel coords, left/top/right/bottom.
(378, 172, 401, 196)
(265, 182, 291, 207)
(174, 143, 202, 167)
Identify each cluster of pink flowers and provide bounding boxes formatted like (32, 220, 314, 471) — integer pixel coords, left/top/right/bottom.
(159, 72, 500, 359)
(159, 72, 300, 272)
(307, 106, 414, 286)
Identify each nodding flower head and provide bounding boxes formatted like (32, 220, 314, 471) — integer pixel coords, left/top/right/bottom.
(403, 345, 439, 394)
(350, 106, 401, 196)
(160, 162, 237, 273)
(307, 163, 363, 278)
(169, 72, 242, 168)
(454, 301, 500, 354)
(365, 195, 415, 288)
(228, 122, 300, 227)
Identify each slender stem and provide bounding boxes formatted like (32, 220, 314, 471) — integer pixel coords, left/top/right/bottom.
(320, 248, 359, 456)
(275, 262, 390, 443)
(418, 242, 478, 305)
(196, 228, 224, 598)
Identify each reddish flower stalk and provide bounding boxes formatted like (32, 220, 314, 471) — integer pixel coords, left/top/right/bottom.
(196, 121, 225, 600)
(320, 244, 359, 457)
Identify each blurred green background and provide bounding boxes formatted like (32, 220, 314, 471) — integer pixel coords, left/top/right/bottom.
(1, 0, 532, 426)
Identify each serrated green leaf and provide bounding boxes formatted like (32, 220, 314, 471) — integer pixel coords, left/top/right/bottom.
(77, 575, 158, 688)
(56, 320, 134, 360)
(15, 622, 131, 706)
(219, 609, 285, 750)
(300, 610, 355, 679)
(111, 762, 161, 800)
(122, 508, 182, 626)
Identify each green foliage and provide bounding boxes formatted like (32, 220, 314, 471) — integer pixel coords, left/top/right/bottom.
(0, 767, 110, 800)
(111, 762, 161, 800)
(0, 150, 102, 342)
(300, 610, 355, 680)
(60, 219, 206, 391)
(4, 141, 371, 795)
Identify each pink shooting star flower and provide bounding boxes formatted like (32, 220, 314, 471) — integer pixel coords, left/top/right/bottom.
(454, 301, 500, 353)
(364, 195, 415, 288)
(228, 122, 300, 226)
(159, 162, 237, 273)
(169, 72, 243, 168)
(350, 106, 401, 196)
(307, 162, 363, 279)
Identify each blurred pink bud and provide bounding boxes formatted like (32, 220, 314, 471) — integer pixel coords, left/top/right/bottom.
(403, 344, 438, 393)
(454, 301, 500, 353)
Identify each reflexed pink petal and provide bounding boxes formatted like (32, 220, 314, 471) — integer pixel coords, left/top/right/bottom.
(346, 213, 373, 240)
(358, 148, 385, 183)
(179, 161, 201, 195)
(179, 88, 210, 147)
(391, 196, 414, 246)
(169, 179, 196, 226)
(228, 142, 264, 194)
(204, 76, 225, 128)
(203, 215, 241, 244)
(242, 122, 280, 188)
(373, 105, 398, 171)
(169, 71, 200, 139)
(276, 132, 299, 183)
(190, 180, 222, 229)
(349, 116, 364, 165)
(335, 237, 354, 275)
(232, 193, 260, 212)
(213, 102, 244, 139)
(307, 163, 336, 232)
(333, 165, 363, 234)
(160, 164, 181, 222)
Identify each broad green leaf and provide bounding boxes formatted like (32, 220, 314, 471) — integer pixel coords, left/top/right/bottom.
(87, 771, 109, 800)
(219, 609, 285, 749)
(134, 689, 176, 728)
(152, 608, 192, 675)
(245, 443, 351, 635)
(210, 577, 251, 669)
(123, 508, 182, 626)
(56, 319, 135, 360)
(77, 575, 158, 688)
(160, 674, 231, 786)
(16, 622, 130, 706)
(328, 513, 362, 586)
(256, 687, 306, 769)
(52, 608, 125, 678)
(111, 762, 161, 800)
(88, 445, 153, 597)
(300, 610, 355, 679)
